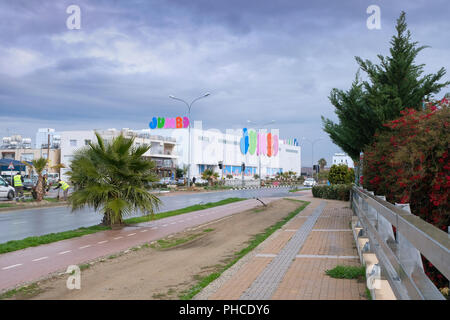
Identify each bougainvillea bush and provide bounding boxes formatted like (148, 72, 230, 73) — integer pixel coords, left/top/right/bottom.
(362, 97, 449, 289)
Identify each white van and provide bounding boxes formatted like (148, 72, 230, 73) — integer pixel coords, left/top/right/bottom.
(0, 176, 15, 200)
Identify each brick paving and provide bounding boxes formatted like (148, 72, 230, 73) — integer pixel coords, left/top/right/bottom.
(206, 196, 366, 300)
(239, 201, 327, 300)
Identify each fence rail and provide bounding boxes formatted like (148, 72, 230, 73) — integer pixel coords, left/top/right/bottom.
(351, 186, 449, 300)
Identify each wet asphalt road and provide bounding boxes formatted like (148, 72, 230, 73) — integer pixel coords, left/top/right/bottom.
(0, 187, 296, 243)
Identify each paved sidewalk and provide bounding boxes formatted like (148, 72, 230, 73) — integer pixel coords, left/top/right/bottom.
(202, 194, 367, 300)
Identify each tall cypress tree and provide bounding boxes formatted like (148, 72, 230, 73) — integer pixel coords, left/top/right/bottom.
(322, 11, 449, 160)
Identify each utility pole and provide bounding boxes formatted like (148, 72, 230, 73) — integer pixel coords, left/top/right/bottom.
(246, 120, 275, 187)
(47, 131, 51, 174)
(169, 93, 210, 188)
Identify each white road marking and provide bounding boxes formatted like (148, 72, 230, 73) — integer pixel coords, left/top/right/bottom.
(58, 250, 71, 255)
(12, 221, 27, 225)
(32, 256, 48, 262)
(127, 233, 136, 237)
(79, 245, 92, 249)
(114, 236, 123, 240)
(2, 264, 22, 270)
(97, 240, 108, 244)
(140, 229, 148, 233)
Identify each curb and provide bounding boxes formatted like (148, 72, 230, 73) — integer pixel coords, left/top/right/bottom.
(0, 202, 68, 213)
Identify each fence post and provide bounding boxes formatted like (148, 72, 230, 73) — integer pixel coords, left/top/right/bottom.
(376, 195, 396, 244)
(394, 203, 424, 277)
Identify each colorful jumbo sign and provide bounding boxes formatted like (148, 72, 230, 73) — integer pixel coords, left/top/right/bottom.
(149, 117, 190, 129)
(284, 138, 299, 146)
(240, 128, 279, 157)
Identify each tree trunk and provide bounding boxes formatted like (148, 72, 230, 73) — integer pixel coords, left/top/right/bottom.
(36, 175, 44, 201)
(102, 210, 123, 227)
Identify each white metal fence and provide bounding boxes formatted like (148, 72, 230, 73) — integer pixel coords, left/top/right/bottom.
(351, 186, 449, 300)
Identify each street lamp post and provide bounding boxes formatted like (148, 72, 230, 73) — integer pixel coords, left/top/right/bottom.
(301, 137, 324, 180)
(247, 120, 275, 187)
(169, 93, 210, 188)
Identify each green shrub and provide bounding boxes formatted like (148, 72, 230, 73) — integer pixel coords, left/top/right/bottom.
(328, 164, 354, 184)
(312, 184, 352, 201)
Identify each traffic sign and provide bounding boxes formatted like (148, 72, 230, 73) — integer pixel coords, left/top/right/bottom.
(8, 162, 14, 170)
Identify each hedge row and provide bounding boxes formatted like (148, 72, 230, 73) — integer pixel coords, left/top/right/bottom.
(312, 184, 352, 201)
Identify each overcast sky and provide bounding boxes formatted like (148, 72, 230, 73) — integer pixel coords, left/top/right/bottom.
(0, 0, 449, 167)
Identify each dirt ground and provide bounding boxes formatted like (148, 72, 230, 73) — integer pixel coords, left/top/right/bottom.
(22, 198, 304, 300)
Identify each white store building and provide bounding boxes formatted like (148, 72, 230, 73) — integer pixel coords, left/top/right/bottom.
(149, 120, 301, 180)
(58, 121, 301, 181)
(59, 128, 178, 180)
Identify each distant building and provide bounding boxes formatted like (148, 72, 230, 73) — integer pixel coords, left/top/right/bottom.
(332, 153, 354, 168)
(59, 128, 178, 180)
(35, 128, 61, 149)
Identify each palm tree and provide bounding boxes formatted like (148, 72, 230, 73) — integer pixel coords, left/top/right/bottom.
(66, 133, 161, 226)
(318, 158, 327, 170)
(201, 169, 219, 186)
(181, 164, 189, 183)
(23, 157, 47, 201)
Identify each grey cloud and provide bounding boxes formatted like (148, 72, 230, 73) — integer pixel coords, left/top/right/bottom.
(0, 0, 449, 166)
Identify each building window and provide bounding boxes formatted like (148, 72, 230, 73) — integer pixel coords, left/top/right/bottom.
(84, 139, 91, 146)
(21, 153, 34, 161)
(70, 140, 77, 147)
(198, 136, 210, 142)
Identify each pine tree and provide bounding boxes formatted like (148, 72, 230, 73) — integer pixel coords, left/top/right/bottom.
(322, 11, 449, 161)
(322, 73, 379, 160)
(356, 11, 449, 121)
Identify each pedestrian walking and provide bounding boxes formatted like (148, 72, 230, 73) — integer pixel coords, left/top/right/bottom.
(13, 173, 25, 202)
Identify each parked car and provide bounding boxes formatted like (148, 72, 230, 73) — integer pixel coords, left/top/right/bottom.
(22, 177, 35, 191)
(303, 178, 317, 187)
(194, 178, 208, 184)
(0, 176, 15, 200)
(159, 177, 176, 185)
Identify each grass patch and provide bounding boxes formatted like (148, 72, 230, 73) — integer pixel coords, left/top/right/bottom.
(124, 197, 245, 225)
(203, 185, 234, 191)
(150, 229, 211, 250)
(0, 204, 14, 208)
(288, 188, 310, 192)
(179, 200, 310, 300)
(79, 263, 91, 271)
(325, 265, 366, 279)
(0, 225, 110, 255)
(0, 283, 41, 300)
(0, 198, 245, 255)
(365, 288, 372, 300)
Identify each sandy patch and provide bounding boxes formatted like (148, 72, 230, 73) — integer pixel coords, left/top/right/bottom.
(20, 198, 304, 300)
